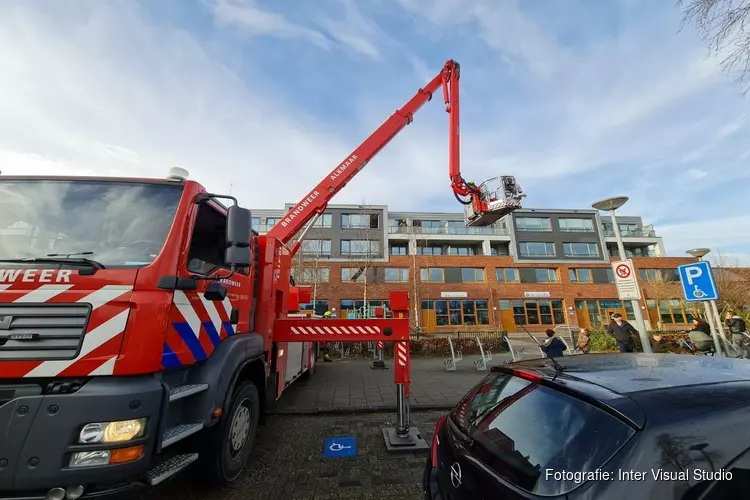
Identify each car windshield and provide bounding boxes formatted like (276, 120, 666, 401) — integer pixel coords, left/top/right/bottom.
(0, 179, 183, 268)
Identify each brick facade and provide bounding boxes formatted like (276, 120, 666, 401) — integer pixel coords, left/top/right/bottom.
(296, 255, 698, 332)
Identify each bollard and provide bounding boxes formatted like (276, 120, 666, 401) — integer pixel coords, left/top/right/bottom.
(372, 340, 387, 369)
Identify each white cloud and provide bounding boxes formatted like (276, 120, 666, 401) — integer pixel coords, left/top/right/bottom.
(209, 0, 332, 49)
(0, 0, 748, 259)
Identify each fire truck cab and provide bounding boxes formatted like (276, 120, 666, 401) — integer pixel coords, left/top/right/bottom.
(0, 169, 316, 499)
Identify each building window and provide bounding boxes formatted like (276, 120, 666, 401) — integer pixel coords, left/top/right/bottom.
(515, 217, 552, 231)
(341, 267, 366, 283)
(461, 268, 485, 283)
(420, 267, 484, 283)
(563, 242, 600, 258)
(639, 268, 679, 282)
(576, 299, 635, 326)
(266, 217, 281, 226)
(422, 299, 490, 326)
(558, 218, 595, 232)
(519, 242, 555, 257)
(312, 214, 333, 228)
(420, 267, 445, 282)
(342, 213, 379, 229)
(252, 217, 261, 229)
(417, 245, 443, 255)
(606, 268, 615, 282)
(491, 245, 510, 256)
(413, 220, 442, 233)
(340, 239, 380, 256)
(647, 299, 693, 324)
(300, 300, 328, 316)
(390, 244, 408, 255)
(384, 268, 409, 282)
(300, 239, 331, 256)
(510, 299, 564, 325)
(448, 246, 477, 256)
(340, 299, 390, 318)
(568, 268, 593, 283)
(496, 268, 520, 282)
(533, 268, 558, 283)
(294, 267, 329, 283)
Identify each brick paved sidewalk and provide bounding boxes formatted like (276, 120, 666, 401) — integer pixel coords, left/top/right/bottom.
(140, 411, 443, 500)
(268, 354, 515, 415)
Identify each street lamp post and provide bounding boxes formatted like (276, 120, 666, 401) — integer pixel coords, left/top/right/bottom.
(686, 248, 725, 356)
(592, 196, 652, 353)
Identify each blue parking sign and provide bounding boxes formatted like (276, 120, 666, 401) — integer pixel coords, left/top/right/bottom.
(323, 436, 357, 459)
(678, 261, 719, 302)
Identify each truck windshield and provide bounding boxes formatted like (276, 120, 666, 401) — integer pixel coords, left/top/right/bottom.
(0, 179, 184, 268)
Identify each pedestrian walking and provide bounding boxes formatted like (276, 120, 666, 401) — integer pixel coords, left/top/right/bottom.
(606, 313, 638, 353)
(577, 328, 591, 354)
(541, 329, 567, 358)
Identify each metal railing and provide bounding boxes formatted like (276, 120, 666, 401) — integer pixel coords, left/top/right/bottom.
(603, 228, 657, 238)
(388, 225, 510, 236)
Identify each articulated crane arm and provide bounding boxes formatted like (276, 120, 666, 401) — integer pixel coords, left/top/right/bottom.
(266, 59, 526, 255)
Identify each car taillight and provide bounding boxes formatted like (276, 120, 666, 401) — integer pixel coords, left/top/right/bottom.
(431, 415, 447, 468)
(512, 368, 542, 383)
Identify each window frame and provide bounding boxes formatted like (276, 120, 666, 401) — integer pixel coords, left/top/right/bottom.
(496, 267, 520, 282)
(518, 242, 556, 257)
(562, 242, 600, 258)
(515, 217, 552, 232)
(340, 239, 380, 256)
(384, 267, 409, 283)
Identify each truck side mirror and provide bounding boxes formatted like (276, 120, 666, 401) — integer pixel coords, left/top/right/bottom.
(225, 205, 252, 267)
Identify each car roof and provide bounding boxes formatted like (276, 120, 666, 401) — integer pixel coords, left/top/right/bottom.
(505, 353, 750, 395)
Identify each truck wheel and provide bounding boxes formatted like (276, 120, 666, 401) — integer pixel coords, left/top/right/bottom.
(199, 380, 260, 485)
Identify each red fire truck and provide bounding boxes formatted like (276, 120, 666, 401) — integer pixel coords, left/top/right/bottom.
(0, 59, 524, 500)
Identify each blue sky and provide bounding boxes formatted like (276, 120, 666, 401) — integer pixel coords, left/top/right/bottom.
(1, 0, 749, 264)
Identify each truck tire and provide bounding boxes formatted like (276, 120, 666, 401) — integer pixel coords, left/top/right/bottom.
(198, 380, 260, 485)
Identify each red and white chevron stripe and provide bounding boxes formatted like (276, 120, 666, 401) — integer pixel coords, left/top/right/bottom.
(288, 325, 381, 336)
(377, 341, 384, 350)
(396, 341, 408, 367)
(0, 284, 132, 378)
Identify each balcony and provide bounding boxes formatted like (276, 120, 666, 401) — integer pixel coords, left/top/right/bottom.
(387, 225, 509, 236)
(602, 225, 657, 238)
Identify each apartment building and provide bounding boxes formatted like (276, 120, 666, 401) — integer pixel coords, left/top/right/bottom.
(252, 204, 697, 333)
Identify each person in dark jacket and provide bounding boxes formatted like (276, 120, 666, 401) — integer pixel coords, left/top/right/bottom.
(541, 329, 567, 358)
(650, 333, 667, 353)
(689, 318, 714, 353)
(606, 313, 638, 353)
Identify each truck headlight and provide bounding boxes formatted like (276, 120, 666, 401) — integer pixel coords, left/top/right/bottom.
(78, 418, 147, 444)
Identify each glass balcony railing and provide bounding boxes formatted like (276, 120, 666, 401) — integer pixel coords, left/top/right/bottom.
(603, 228, 656, 238)
(387, 225, 510, 236)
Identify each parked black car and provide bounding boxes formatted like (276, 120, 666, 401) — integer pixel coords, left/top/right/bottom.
(424, 354, 750, 499)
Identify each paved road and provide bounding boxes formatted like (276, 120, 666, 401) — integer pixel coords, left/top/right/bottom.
(268, 355, 520, 414)
(135, 411, 442, 500)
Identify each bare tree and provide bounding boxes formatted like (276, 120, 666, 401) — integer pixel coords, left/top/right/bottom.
(345, 203, 380, 318)
(290, 237, 326, 313)
(641, 270, 684, 329)
(679, 0, 750, 94)
(712, 252, 750, 312)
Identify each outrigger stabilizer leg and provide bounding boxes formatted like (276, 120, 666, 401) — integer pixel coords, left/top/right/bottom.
(382, 340, 429, 453)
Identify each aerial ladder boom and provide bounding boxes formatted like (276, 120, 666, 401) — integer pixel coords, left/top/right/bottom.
(265, 59, 526, 256)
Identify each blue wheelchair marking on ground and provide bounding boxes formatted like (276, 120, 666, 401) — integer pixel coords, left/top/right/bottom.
(323, 436, 357, 458)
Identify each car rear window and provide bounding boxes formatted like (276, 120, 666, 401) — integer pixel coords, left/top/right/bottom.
(450, 372, 636, 496)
